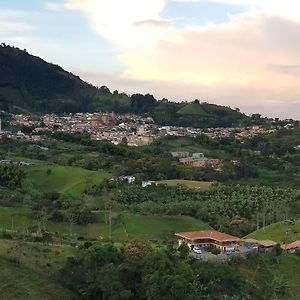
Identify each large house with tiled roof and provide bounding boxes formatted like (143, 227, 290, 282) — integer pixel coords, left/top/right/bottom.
(175, 230, 240, 252)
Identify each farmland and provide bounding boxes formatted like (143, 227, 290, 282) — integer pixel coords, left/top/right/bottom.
(0, 207, 210, 240)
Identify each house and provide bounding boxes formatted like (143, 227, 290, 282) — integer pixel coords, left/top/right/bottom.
(123, 176, 136, 184)
(142, 181, 156, 188)
(179, 158, 207, 167)
(112, 175, 136, 184)
(192, 153, 205, 159)
(171, 151, 190, 158)
(175, 230, 240, 252)
(256, 240, 277, 252)
(281, 241, 300, 253)
(0, 159, 11, 164)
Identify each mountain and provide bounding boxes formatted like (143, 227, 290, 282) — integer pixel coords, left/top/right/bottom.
(0, 44, 94, 113)
(0, 44, 249, 127)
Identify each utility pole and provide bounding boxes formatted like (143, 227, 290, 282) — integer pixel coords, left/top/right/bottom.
(11, 216, 14, 231)
(109, 206, 112, 241)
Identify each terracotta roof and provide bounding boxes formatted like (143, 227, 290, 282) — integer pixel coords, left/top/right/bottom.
(281, 240, 300, 251)
(256, 240, 277, 247)
(175, 230, 240, 242)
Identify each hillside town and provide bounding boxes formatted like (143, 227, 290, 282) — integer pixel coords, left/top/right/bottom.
(1, 112, 294, 148)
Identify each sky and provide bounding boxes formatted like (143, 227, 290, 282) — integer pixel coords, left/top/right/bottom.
(1, 0, 300, 119)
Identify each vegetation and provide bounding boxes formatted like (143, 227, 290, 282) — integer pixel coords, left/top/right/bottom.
(247, 219, 300, 243)
(24, 163, 110, 196)
(0, 207, 209, 240)
(59, 241, 300, 299)
(0, 239, 76, 299)
(96, 182, 299, 237)
(177, 101, 209, 116)
(156, 179, 213, 190)
(0, 44, 250, 128)
(0, 164, 25, 188)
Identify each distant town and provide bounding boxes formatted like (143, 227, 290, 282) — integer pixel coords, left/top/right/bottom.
(1, 111, 295, 148)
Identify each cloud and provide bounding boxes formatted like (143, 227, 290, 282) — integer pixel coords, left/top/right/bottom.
(0, 10, 37, 33)
(269, 64, 300, 77)
(44, 0, 300, 119)
(45, 0, 174, 46)
(133, 19, 172, 28)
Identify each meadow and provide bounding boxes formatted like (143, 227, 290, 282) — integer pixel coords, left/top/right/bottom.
(246, 219, 300, 243)
(0, 207, 210, 241)
(23, 163, 111, 196)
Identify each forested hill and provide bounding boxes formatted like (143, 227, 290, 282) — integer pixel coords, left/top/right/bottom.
(0, 44, 249, 127)
(0, 44, 126, 113)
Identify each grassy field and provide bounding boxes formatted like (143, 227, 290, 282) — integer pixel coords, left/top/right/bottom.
(157, 179, 213, 190)
(0, 207, 210, 241)
(23, 163, 111, 196)
(177, 102, 209, 116)
(0, 240, 76, 300)
(119, 213, 211, 240)
(246, 219, 300, 243)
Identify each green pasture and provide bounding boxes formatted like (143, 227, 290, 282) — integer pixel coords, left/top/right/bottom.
(23, 163, 111, 196)
(246, 219, 300, 243)
(0, 207, 210, 241)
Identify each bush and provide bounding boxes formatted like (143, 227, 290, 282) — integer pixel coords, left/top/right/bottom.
(178, 243, 190, 258)
(211, 248, 221, 255)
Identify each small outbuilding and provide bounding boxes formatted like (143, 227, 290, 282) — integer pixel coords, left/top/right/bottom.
(281, 241, 300, 253)
(256, 240, 277, 252)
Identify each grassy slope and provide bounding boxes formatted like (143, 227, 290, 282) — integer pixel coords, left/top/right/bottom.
(120, 213, 211, 240)
(0, 258, 75, 300)
(0, 240, 76, 300)
(272, 254, 300, 298)
(246, 219, 300, 243)
(0, 208, 210, 240)
(157, 179, 213, 190)
(239, 254, 300, 299)
(24, 163, 111, 196)
(177, 103, 209, 116)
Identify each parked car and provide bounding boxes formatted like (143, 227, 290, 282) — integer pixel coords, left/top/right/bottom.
(193, 246, 202, 254)
(225, 248, 239, 255)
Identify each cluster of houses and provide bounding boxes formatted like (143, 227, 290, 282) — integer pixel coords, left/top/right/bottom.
(7, 111, 293, 148)
(175, 230, 300, 256)
(110, 175, 158, 188)
(171, 151, 238, 171)
(204, 126, 278, 140)
(0, 159, 33, 166)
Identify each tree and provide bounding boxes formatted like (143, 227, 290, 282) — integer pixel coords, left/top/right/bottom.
(178, 243, 190, 259)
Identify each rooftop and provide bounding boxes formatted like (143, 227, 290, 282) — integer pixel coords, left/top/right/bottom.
(175, 230, 240, 242)
(256, 240, 277, 247)
(282, 240, 300, 250)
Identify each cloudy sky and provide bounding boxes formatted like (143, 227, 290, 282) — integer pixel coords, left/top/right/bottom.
(1, 0, 300, 119)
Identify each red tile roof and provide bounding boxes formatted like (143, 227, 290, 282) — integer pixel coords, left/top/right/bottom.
(175, 230, 240, 242)
(282, 240, 300, 251)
